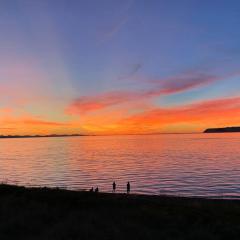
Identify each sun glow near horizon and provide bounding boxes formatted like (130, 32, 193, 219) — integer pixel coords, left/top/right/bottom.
(0, 1, 240, 135)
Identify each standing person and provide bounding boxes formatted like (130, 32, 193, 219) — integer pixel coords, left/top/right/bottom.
(112, 181, 116, 193)
(127, 181, 130, 194)
(95, 187, 99, 193)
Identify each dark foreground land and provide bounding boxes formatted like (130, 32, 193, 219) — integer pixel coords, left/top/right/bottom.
(0, 185, 240, 240)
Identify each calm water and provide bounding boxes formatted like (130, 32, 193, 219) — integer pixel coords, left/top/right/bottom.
(0, 133, 240, 198)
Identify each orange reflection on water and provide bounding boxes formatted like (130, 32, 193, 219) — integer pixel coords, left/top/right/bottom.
(0, 133, 240, 197)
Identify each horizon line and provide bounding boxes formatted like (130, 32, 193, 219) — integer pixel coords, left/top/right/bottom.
(0, 132, 205, 139)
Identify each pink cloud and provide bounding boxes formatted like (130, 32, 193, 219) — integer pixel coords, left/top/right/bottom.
(158, 72, 218, 94)
(66, 71, 221, 115)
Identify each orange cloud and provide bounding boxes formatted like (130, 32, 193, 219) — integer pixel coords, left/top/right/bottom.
(0, 113, 70, 135)
(77, 96, 240, 134)
(67, 71, 219, 115)
(21, 119, 69, 126)
(118, 96, 240, 133)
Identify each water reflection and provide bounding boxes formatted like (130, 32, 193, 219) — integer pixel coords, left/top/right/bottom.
(0, 133, 240, 197)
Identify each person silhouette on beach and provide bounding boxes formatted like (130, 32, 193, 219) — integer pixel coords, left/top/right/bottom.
(112, 181, 116, 193)
(127, 182, 130, 194)
(89, 187, 93, 192)
(95, 187, 99, 193)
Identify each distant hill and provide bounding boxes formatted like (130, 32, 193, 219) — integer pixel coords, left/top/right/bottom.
(204, 127, 240, 133)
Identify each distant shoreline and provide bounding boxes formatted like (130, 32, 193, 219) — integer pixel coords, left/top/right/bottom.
(0, 132, 201, 139)
(204, 126, 240, 133)
(2, 130, 240, 139)
(0, 134, 87, 139)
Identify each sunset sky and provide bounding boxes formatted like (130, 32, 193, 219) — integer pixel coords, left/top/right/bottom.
(0, 0, 240, 135)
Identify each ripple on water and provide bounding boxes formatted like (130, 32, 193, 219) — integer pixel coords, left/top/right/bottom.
(0, 133, 240, 198)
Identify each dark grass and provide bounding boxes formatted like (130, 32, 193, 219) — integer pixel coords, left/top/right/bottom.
(0, 184, 240, 239)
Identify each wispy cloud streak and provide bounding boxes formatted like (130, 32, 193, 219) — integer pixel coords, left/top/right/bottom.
(100, 0, 135, 42)
(66, 71, 221, 115)
(1, 116, 69, 127)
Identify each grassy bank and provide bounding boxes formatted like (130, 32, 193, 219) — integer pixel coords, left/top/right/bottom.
(0, 184, 240, 239)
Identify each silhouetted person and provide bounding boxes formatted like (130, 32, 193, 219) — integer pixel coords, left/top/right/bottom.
(112, 181, 116, 193)
(95, 187, 99, 193)
(89, 187, 93, 192)
(127, 181, 130, 194)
